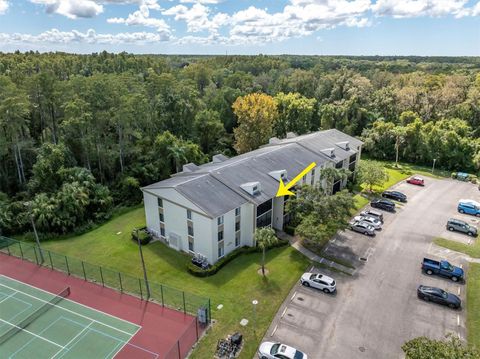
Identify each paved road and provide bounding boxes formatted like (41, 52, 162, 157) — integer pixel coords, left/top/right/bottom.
(262, 178, 477, 359)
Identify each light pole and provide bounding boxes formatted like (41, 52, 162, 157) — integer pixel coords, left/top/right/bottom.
(136, 228, 151, 299)
(24, 201, 44, 264)
(252, 299, 258, 336)
(432, 158, 437, 175)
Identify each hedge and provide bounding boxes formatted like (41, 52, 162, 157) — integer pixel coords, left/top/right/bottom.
(131, 227, 152, 245)
(187, 239, 289, 277)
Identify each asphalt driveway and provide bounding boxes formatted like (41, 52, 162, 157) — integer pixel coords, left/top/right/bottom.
(262, 178, 476, 359)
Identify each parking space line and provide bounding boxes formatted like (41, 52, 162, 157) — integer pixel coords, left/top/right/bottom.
(290, 291, 297, 301)
(457, 315, 460, 327)
(270, 325, 278, 337)
(457, 287, 461, 295)
(281, 307, 287, 318)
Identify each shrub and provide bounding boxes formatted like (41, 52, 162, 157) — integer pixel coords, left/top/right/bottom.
(187, 239, 289, 277)
(131, 227, 152, 245)
(284, 225, 295, 236)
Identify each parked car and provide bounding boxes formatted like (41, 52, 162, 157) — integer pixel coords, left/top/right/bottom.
(300, 272, 336, 293)
(407, 176, 425, 186)
(258, 342, 307, 359)
(422, 258, 464, 282)
(458, 200, 480, 217)
(360, 209, 384, 223)
(446, 218, 478, 237)
(349, 220, 375, 236)
(417, 285, 461, 309)
(353, 215, 382, 230)
(382, 190, 407, 202)
(371, 199, 396, 212)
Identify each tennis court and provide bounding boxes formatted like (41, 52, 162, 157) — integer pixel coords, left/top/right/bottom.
(0, 275, 140, 359)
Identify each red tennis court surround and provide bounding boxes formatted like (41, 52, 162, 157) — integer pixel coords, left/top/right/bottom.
(0, 253, 203, 358)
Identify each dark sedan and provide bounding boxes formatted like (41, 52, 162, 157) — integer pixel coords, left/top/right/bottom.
(417, 285, 461, 309)
(370, 199, 396, 212)
(382, 190, 407, 202)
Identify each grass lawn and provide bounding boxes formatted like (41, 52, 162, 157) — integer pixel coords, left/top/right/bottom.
(433, 237, 480, 259)
(40, 207, 310, 359)
(467, 263, 480, 348)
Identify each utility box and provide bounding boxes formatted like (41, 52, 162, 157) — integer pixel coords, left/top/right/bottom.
(198, 306, 208, 325)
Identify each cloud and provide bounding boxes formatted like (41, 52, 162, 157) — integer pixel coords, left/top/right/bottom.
(107, 4, 170, 32)
(371, 0, 469, 18)
(29, 0, 104, 19)
(0, 28, 172, 45)
(0, 0, 8, 14)
(162, 3, 229, 33)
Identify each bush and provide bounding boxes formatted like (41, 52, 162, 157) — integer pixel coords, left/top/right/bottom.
(187, 239, 289, 277)
(284, 225, 296, 236)
(131, 227, 152, 245)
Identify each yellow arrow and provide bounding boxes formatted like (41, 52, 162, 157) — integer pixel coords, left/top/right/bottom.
(276, 162, 317, 197)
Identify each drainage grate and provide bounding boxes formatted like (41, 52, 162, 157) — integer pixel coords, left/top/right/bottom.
(359, 257, 368, 262)
(297, 297, 304, 301)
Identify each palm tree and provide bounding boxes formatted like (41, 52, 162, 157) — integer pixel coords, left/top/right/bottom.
(167, 143, 188, 173)
(255, 227, 278, 277)
(319, 167, 351, 195)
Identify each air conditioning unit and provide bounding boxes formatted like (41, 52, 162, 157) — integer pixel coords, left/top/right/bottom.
(321, 148, 335, 158)
(268, 170, 288, 182)
(240, 182, 261, 196)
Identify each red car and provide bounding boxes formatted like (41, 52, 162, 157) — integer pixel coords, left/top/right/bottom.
(407, 176, 425, 186)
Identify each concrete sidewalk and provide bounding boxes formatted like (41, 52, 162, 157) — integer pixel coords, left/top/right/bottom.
(276, 231, 356, 275)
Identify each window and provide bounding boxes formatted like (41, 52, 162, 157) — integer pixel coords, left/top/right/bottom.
(217, 216, 224, 225)
(302, 175, 306, 184)
(235, 231, 240, 247)
(256, 211, 272, 228)
(188, 237, 194, 252)
(235, 207, 241, 216)
(157, 198, 163, 208)
(188, 224, 194, 236)
(160, 227, 165, 237)
(218, 230, 224, 242)
(256, 199, 272, 217)
(187, 209, 192, 220)
(335, 161, 343, 169)
(218, 242, 224, 258)
(235, 221, 240, 232)
(159, 212, 164, 223)
(349, 153, 357, 164)
(311, 168, 315, 185)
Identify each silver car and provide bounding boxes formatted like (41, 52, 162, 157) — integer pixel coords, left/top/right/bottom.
(349, 220, 375, 236)
(354, 215, 382, 230)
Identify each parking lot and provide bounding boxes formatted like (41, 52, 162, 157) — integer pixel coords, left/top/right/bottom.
(262, 178, 478, 359)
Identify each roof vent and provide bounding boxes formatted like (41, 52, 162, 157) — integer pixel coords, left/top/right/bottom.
(286, 132, 297, 139)
(268, 170, 288, 182)
(240, 182, 261, 196)
(269, 137, 281, 144)
(336, 141, 350, 150)
(212, 154, 229, 163)
(321, 148, 336, 158)
(182, 163, 199, 172)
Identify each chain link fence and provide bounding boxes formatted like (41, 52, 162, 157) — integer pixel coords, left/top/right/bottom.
(0, 236, 211, 324)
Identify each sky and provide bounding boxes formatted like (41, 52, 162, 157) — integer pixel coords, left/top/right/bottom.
(0, 0, 478, 55)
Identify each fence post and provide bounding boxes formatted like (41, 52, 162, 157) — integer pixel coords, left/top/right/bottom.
(182, 291, 186, 314)
(48, 251, 53, 269)
(65, 256, 70, 275)
(33, 246, 39, 265)
(99, 267, 104, 287)
(177, 340, 181, 359)
(195, 317, 199, 340)
(208, 299, 211, 323)
(118, 273, 123, 293)
(81, 261, 87, 280)
(139, 278, 143, 300)
(18, 242, 24, 259)
(160, 285, 164, 307)
(6, 242, 10, 256)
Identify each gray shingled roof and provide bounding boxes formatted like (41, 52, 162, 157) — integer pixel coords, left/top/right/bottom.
(142, 129, 363, 218)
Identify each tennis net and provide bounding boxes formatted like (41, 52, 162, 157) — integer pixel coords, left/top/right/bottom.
(0, 286, 71, 345)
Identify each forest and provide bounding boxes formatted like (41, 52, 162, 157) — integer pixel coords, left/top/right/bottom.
(0, 52, 479, 237)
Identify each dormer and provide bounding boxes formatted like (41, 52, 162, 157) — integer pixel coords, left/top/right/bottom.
(320, 148, 336, 158)
(212, 154, 229, 163)
(269, 137, 281, 145)
(268, 170, 288, 182)
(240, 182, 261, 196)
(286, 132, 297, 139)
(182, 163, 199, 172)
(336, 141, 350, 151)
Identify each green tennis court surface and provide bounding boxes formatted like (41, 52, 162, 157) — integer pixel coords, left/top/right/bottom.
(0, 275, 140, 359)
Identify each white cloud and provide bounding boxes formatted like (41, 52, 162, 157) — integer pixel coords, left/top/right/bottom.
(372, 0, 468, 18)
(0, 28, 172, 45)
(0, 0, 8, 14)
(162, 3, 229, 33)
(179, 0, 223, 3)
(30, 0, 104, 19)
(107, 4, 170, 32)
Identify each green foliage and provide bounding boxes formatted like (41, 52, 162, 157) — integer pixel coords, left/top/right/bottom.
(254, 227, 279, 276)
(115, 176, 142, 205)
(357, 160, 389, 192)
(131, 227, 152, 245)
(402, 335, 479, 359)
(193, 109, 228, 155)
(274, 92, 317, 138)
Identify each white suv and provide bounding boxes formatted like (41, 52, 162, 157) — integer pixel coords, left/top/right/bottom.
(300, 272, 336, 293)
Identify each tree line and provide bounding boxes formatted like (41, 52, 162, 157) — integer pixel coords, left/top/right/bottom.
(0, 52, 479, 236)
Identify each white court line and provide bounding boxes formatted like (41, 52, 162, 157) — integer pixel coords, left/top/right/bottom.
(0, 318, 64, 349)
(51, 321, 94, 359)
(0, 280, 136, 337)
(124, 342, 160, 359)
(0, 291, 17, 304)
(0, 275, 140, 332)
